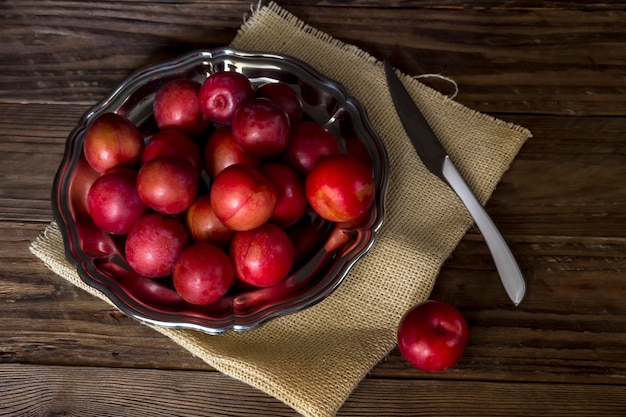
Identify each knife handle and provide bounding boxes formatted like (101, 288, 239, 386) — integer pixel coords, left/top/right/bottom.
(442, 157, 526, 306)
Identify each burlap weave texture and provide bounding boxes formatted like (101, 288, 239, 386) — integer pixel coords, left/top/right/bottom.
(30, 2, 531, 416)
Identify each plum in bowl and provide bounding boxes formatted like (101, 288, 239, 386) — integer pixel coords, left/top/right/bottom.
(52, 47, 389, 334)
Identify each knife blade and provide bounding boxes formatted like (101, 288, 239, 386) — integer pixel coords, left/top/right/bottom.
(384, 60, 526, 306)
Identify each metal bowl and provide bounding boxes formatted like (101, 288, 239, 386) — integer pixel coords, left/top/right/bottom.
(52, 47, 389, 334)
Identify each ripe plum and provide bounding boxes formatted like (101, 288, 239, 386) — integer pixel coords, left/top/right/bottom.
(229, 223, 295, 287)
(137, 156, 199, 214)
(258, 82, 303, 123)
(282, 121, 340, 175)
(173, 243, 234, 305)
(153, 79, 208, 135)
(203, 126, 260, 178)
(185, 194, 235, 249)
(141, 129, 202, 176)
(209, 164, 277, 231)
(87, 168, 148, 235)
(125, 213, 190, 278)
(232, 98, 291, 158)
(305, 154, 375, 223)
(259, 162, 308, 228)
(199, 71, 255, 125)
(83, 112, 144, 173)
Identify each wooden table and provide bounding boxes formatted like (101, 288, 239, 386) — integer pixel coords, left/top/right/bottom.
(2, 1, 625, 415)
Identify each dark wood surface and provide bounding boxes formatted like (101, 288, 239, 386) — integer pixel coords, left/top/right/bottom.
(2, 1, 625, 415)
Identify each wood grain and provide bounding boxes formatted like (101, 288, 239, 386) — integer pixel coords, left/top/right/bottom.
(1, 364, 625, 416)
(4, 219, 624, 383)
(2, 2, 625, 115)
(1, 1, 626, 415)
(0, 364, 295, 417)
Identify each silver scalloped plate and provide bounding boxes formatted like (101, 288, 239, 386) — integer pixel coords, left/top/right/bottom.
(52, 47, 389, 334)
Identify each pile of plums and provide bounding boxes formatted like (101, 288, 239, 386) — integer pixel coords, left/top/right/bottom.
(83, 70, 375, 306)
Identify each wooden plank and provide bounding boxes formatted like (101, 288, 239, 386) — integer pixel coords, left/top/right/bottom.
(286, 6, 626, 116)
(0, 363, 295, 416)
(2, 219, 625, 384)
(344, 376, 626, 416)
(1, 363, 625, 416)
(1, 4, 625, 115)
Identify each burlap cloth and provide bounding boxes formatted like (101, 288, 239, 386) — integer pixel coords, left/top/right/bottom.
(30, 2, 531, 416)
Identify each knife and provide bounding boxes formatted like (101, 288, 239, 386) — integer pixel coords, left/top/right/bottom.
(384, 60, 526, 306)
